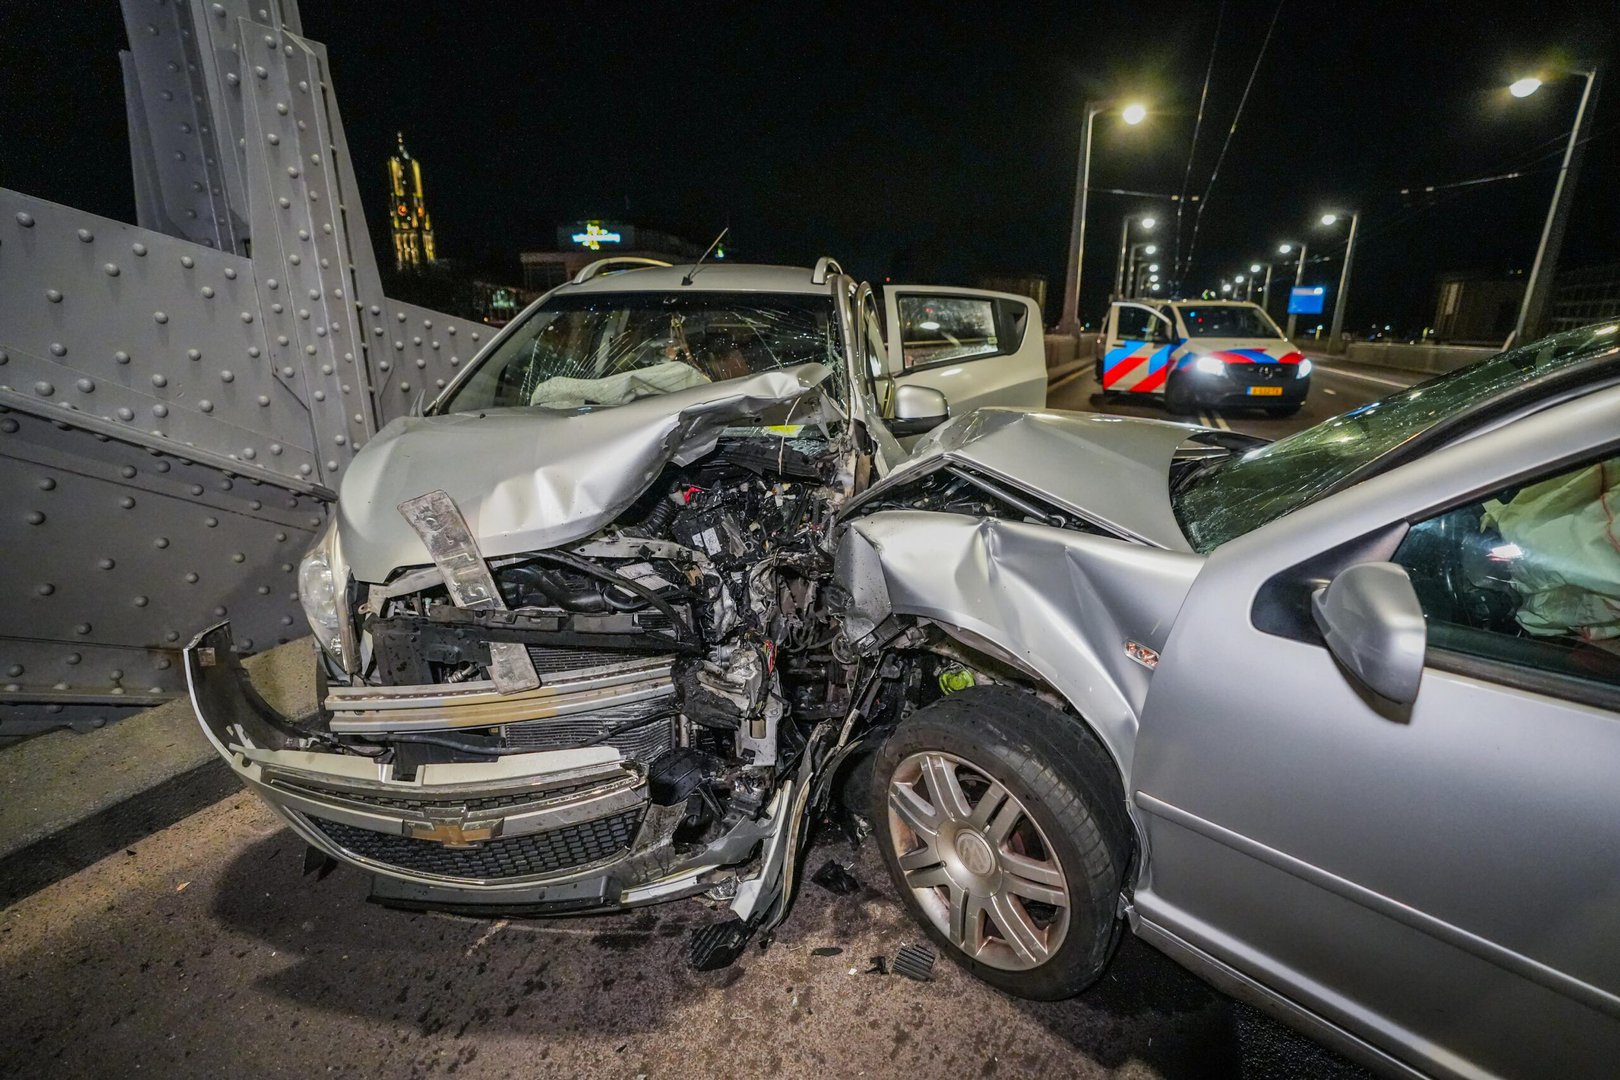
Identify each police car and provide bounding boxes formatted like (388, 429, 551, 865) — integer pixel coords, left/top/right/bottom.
(1096, 299, 1311, 416)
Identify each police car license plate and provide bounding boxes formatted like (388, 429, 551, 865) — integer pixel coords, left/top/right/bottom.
(1247, 386, 1283, 396)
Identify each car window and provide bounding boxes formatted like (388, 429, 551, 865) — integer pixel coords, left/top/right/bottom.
(1394, 453, 1620, 696)
(438, 292, 839, 413)
(897, 295, 1000, 369)
(1113, 305, 1168, 343)
(1178, 305, 1284, 339)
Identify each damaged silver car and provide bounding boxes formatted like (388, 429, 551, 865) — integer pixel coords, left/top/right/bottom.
(190, 262, 1620, 1076)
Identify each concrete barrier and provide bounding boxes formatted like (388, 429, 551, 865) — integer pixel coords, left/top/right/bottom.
(1339, 342, 1497, 376)
(1044, 333, 1100, 379)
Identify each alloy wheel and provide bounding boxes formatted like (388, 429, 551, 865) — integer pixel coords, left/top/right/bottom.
(886, 750, 1071, 970)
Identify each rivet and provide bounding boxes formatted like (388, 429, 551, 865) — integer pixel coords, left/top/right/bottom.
(153, 404, 168, 418)
(224, 268, 237, 280)
(415, 358, 426, 369)
(180, 255, 194, 269)
(116, 406, 134, 421)
(36, 583, 55, 596)
(15, 212, 35, 227)
(24, 511, 44, 525)
(326, 460, 338, 472)
(204, 516, 219, 527)
(198, 399, 213, 412)
(201, 285, 215, 298)
(248, 346, 262, 358)
(185, 572, 199, 583)
(231, 552, 246, 563)
(334, 434, 346, 446)
(104, 263, 120, 276)
(45, 288, 64, 303)
(133, 595, 149, 607)
(220, 370, 235, 382)
(187, 348, 201, 361)
(154, 311, 169, 324)
(114, 351, 130, 364)
(34, 381, 54, 397)
(254, 65, 268, 79)
(152, 373, 168, 387)
(378, 360, 391, 372)
(66, 653, 82, 665)
(77, 228, 94, 243)
(240, 312, 253, 323)
(119, 496, 135, 509)
(38, 477, 56, 491)
(154, 537, 169, 548)
(76, 378, 94, 393)
(298, 464, 312, 476)
(189, 483, 204, 496)
(313, 390, 325, 401)
(270, 443, 283, 455)
(98, 558, 114, 570)
(133, 243, 148, 257)
(267, 133, 280, 145)
(76, 623, 91, 634)
(5, 666, 20, 677)
(164, 631, 179, 643)
(49, 342, 66, 357)
(243, 447, 257, 459)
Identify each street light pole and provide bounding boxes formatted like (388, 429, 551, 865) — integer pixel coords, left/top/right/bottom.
(1262, 263, 1274, 313)
(1512, 68, 1600, 343)
(1060, 100, 1146, 335)
(1284, 242, 1308, 341)
(1327, 212, 1360, 348)
(1059, 102, 1103, 335)
(1113, 215, 1155, 298)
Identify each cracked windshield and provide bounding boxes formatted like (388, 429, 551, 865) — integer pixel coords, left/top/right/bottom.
(1174, 323, 1620, 552)
(439, 292, 840, 413)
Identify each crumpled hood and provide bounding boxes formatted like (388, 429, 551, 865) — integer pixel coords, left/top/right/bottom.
(860, 408, 1199, 551)
(337, 363, 831, 582)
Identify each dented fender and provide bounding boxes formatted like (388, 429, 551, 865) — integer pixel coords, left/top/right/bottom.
(834, 511, 1203, 781)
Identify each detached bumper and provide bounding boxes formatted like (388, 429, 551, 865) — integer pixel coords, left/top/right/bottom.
(184, 623, 663, 907)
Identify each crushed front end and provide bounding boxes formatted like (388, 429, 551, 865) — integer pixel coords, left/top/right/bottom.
(186, 423, 884, 924)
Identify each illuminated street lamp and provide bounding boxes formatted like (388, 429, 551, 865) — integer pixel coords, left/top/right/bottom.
(1114, 212, 1157, 299)
(1125, 242, 1158, 294)
(1278, 241, 1309, 340)
(1506, 68, 1600, 342)
(1220, 281, 1233, 295)
(1319, 210, 1361, 347)
(1060, 100, 1150, 333)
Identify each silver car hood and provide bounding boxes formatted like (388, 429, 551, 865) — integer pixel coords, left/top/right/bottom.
(337, 363, 832, 582)
(869, 408, 1198, 551)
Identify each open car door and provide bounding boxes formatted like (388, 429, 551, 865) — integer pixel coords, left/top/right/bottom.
(880, 286, 1045, 413)
(1099, 300, 1176, 395)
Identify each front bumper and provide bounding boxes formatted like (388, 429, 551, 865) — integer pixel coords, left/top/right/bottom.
(184, 623, 693, 910)
(1192, 372, 1309, 409)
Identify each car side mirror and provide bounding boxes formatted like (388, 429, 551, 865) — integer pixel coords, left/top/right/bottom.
(889, 384, 950, 436)
(1310, 562, 1427, 705)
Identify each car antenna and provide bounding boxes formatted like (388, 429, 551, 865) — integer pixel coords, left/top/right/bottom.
(681, 227, 729, 286)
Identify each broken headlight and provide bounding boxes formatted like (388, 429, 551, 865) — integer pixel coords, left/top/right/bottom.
(298, 521, 355, 671)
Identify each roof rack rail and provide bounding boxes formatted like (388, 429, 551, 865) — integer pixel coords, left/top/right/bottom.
(811, 256, 844, 285)
(573, 257, 672, 284)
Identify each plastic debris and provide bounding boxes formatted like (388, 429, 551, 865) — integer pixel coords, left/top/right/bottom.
(687, 918, 755, 971)
(893, 943, 937, 982)
(810, 859, 860, 896)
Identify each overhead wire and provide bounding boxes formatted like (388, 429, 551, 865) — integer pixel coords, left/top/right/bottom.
(1183, 0, 1286, 281)
(1173, 0, 1225, 285)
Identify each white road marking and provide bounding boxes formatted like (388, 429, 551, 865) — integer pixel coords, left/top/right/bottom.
(1323, 387, 1339, 395)
(1311, 362, 1416, 390)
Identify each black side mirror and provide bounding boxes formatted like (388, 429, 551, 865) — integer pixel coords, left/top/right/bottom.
(1311, 562, 1427, 705)
(889, 384, 950, 437)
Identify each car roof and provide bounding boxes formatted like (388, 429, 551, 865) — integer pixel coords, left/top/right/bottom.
(553, 262, 836, 297)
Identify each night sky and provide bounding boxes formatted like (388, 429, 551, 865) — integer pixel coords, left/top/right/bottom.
(3, 1, 1615, 332)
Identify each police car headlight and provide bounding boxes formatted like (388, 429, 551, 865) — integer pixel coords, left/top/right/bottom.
(1297, 359, 1313, 379)
(1194, 355, 1225, 375)
(298, 522, 355, 670)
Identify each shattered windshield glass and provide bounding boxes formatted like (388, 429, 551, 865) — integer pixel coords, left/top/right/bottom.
(1173, 323, 1620, 553)
(439, 292, 841, 413)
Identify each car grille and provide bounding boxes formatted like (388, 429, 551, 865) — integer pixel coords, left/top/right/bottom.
(309, 809, 644, 882)
(270, 777, 610, 815)
(1225, 362, 1295, 386)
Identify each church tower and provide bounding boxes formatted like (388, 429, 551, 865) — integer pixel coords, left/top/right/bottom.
(387, 133, 436, 271)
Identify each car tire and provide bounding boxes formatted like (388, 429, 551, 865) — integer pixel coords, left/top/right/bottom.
(1164, 375, 1197, 416)
(871, 686, 1130, 1000)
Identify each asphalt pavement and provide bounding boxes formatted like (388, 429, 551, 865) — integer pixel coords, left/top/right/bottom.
(0, 366, 1410, 1080)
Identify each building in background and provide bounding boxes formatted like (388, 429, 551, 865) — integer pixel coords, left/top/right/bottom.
(1548, 263, 1620, 335)
(388, 133, 436, 271)
(520, 221, 709, 291)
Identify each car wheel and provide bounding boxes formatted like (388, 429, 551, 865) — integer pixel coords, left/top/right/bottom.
(871, 686, 1130, 1000)
(1164, 375, 1196, 416)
